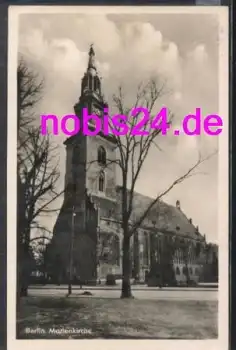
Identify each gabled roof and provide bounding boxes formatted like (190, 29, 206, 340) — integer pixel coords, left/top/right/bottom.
(115, 186, 205, 241)
(88, 187, 205, 241)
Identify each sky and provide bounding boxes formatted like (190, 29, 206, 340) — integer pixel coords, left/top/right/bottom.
(18, 10, 222, 243)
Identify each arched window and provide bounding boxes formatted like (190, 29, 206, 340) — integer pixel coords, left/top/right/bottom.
(99, 233, 111, 263)
(98, 171, 105, 192)
(97, 146, 106, 165)
(176, 266, 180, 275)
(195, 242, 201, 258)
(94, 76, 101, 93)
(81, 77, 87, 94)
(89, 75, 93, 90)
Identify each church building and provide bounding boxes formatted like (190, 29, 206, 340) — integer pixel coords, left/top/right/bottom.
(49, 46, 207, 285)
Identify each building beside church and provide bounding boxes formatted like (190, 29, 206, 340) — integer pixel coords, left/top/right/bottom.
(49, 46, 211, 285)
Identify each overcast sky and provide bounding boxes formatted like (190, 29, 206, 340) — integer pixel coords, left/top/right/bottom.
(18, 10, 221, 243)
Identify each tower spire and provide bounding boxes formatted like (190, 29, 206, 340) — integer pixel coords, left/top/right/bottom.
(80, 44, 102, 96)
(88, 44, 96, 70)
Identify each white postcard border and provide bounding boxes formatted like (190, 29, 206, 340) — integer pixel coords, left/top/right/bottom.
(7, 5, 229, 350)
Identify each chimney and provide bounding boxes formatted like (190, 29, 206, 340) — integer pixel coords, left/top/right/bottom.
(195, 225, 199, 234)
(176, 200, 181, 210)
(189, 218, 192, 224)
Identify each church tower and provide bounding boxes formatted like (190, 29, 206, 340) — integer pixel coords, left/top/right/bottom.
(64, 45, 117, 202)
(51, 46, 118, 283)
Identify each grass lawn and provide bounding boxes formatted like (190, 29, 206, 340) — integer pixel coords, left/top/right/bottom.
(17, 296, 218, 339)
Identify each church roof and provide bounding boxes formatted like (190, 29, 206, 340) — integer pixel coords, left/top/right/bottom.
(89, 187, 204, 241)
(89, 194, 117, 219)
(126, 189, 204, 241)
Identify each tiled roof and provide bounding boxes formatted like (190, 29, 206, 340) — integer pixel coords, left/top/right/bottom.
(116, 186, 205, 241)
(88, 187, 205, 241)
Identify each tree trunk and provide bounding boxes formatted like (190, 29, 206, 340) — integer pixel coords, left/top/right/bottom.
(17, 243, 29, 300)
(17, 263, 29, 298)
(21, 260, 30, 296)
(121, 235, 133, 298)
(133, 231, 140, 282)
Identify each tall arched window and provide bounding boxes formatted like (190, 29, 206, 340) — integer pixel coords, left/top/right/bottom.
(89, 75, 93, 90)
(176, 266, 180, 275)
(94, 76, 101, 94)
(98, 171, 105, 192)
(97, 146, 106, 165)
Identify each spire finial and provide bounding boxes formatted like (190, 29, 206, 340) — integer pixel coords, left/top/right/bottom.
(89, 43, 95, 57)
(88, 44, 96, 70)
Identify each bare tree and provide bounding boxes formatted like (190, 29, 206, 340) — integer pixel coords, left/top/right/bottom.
(104, 78, 216, 298)
(17, 59, 62, 298)
(17, 57, 43, 144)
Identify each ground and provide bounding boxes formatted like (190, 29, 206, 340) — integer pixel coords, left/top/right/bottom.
(28, 284, 217, 301)
(17, 296, 218, 339)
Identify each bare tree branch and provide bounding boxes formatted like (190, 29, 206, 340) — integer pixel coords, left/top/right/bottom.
(129, 151, 217, 236)
(106, 78, 217, 297)
(17, 58, 62, 297)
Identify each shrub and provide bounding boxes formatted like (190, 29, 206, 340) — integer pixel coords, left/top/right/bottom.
(188, 279, 197, 287)
(29, 275, 47, 285)
(106, 274, 116, 285)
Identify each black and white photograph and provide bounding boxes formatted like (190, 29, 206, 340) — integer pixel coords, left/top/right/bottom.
(8, 5, 228, 349)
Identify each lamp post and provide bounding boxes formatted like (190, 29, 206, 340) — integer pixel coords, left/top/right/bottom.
(96, 225, 101, 284)
(140, 243, 144, 281)
(151, 220, 158, 262)
(68, 206, 76, 295)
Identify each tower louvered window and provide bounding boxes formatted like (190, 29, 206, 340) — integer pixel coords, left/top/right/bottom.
(98, 146, 106, 165)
